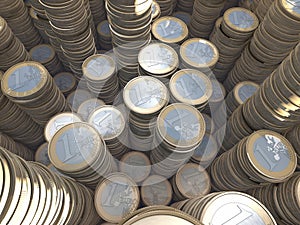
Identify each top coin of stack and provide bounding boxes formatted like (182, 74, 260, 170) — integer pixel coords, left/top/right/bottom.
(97, 20, 113, 51)
(53, 72, 77, 96)
(151, 1, 161, 22)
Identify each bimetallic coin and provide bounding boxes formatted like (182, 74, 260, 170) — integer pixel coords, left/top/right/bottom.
(35, 143, 51, 166)
(54, 72, 77, 95)
(151, 1, 161, 21)
(67, 89, 93, 112)
(234, 81, 259, 104)
(29, 44, 55, 64)
(97, 20, 112, 39)
(77, 98, 105, 121)
(280, 0, 300, 19)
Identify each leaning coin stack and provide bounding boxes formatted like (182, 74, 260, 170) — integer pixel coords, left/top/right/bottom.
(106, 0, 152, 85)
(0, 132, 34, 161)
(1, 61, 69, 126)
(78, 98, 105, 121)
(172, 191, 277, 225)
(150, 103, 206, 178)
(138, 43, 179, 85)
(97, 20, 113, 51)
(176, 0, 195, 14)
(48, 122, 115, 189)
(189, 0, 226, 39)
(156, 0, 174, 16)
(83, 54, 119, 104)
(224, 0, 300, 90)
(89, 0, 106, 27)
(248, 172, 300, 225)
(210, 130, 297, 191)
(254, 0, 275, 22)
(0, 0, 43, 50)
(169, 69, 213, 111)
(0, 17, 30, 71)
(209, 8, 259, 82)
(123, 76, 169, 151)
(0, 147, 102, 225)
(53, 72, 77, 96)
(284, 125, 300, 171)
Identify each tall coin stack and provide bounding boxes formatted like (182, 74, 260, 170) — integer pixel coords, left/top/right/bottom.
(0, 0, 43, 50)
(0, 17, 30, 71)
(189, 0, 226, 39)
(210, 130, 297, 191)
(284, 125, 300, 171)
(106, 0, 152, 86)
(254, 0, 275, 21)
(89, 0, 106, 27)
(150, 103, 206, 178)
(0, 147, 101, 225)
(176, 0, 195, 14)
(209, 8, 259, 82)
(224, 0, 300, 90)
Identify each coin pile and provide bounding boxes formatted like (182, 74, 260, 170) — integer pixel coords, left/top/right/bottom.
(224, 0, 300, 90)
(140, 175, 173, 206)
(53, 72, 77, 96)
(176, 0, 195, 14)
(248, 172, 300, 225)
(169, 69, 213, 111)
(156, 0, 174, 16)
(254, 0, 275, 21)
(82, 54, 119, 104)
(1, 61, 69, 126)
(29, 44, 63, 76)
(209, 8, 259, 82)
(171, 163, 211, 201)
(210, 130, 297, 191)
(239, 0, 260, 11)
(35, 142, 51, 166)
(180, 38, 219, 74)
(106, 0, 152, 85)
(0, 132, 34, 161)
(78, 98, 105, 121)
(284, 125, 300, 171)
(0, 16, 30, 71)
(0, 147, 101, 225)
(123, 76, 169, 151)
(138, 43, 179, 85)
(172, 191, 277, 225)
(150, 103, 206, 178)
(67, 89, 93, 112)
(97, 20, 113, 51)
(94, 172, 140, 223)
(0, 0, 43, 50)
(172, 11, 192, 25)
(89, 0, 106, 27)
(151, 1, 161, 23)
(189, 0, 226, 39)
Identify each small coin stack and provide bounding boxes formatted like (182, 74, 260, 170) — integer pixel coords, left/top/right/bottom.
(78, 98, 105, 121)
(210, 130, 297, 191)
(156, 0, 174, 16)
(89, 0, 106, 27)
(106, 0, 152, 86)
(35, 142, 51, 166)
(180, 38, 219, 74)
(189, 0, 226, 39)
(0, 0, 43, 50)
(171, 163, 211, 201)
(248, 172, 300, 225)
(54, 72, 77, 96)
(239, 0, 260, 11)
(97, 20, 113, 51)
(169, 69, 213, 111)
(138, 43, 179, 85)
(209, 8, 259, 82)
(83, 54, 119, 104)
(94, 172, 140, 223)
(67, 89, 94, 112)
(150, 103, 206, 178)
(0, 132, 34, 161)
(1, 61, 69, 126)
(123, 76, 169, 151)
(224, 0, 300, 90)
(176, 0, 195, 14)
(29, 44, 63, 76)
(151, 1, 161, 23)
(0, 147, 101, 225)
(284, 125, 300, 171)
(172, 191, 277, 225)
(0, 17, 30, 71)
(140, 175, 173, 206)
(254, 0, 275, 21)
(172, 11, 192, 25)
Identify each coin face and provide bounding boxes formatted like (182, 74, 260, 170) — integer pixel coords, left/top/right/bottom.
(35, 143, 51, 166)
(78, 98, 105, 121)
(234, 81, 259, 104)
(97, 20, 111, 37)
(54, 72, 76, 93)
(151, 1, 160, 19)
(29, 44, 55, 64)
(281, 0, 300, 17)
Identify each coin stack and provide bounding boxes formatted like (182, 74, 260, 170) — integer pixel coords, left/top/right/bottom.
(138, 43, 179, 85)
(94, 172, 140, 223)
(248, 172, 300, 225)
(156, 0, 174, 16)
(88, 105, 129, 159)
(254, 0, 275, 21)
(97, 20, 113, 51)
(151, 1, 161, 23)
(172, 191, 277, 225)
(82, 54, 120, 104)
(176, 0, 195, 14)
(1, 61, 69, 126)
(0, 147, 102, 225)
(171, 163, 211, 201)
(89, 0, 106, 27)
(0, 17, 30, 71)
(239, 0, 260, 11)
(169, 69, 213, 111)
(49, 122, 116, 189)
(123, 76, 169, 151)
(225, 81, 259, 117)
(150, 103, 206, 178)
(29, 44, 64, 76)
(189, 0, 226, 39)
(67, 89, 94, 112)
(78, 98, 105, 121)
(172, 11, 192, 25)
(224, 0, 300, 90)
(40, 0, 97, 79)
(180, 38, 219, 74)
(209, 8, 259, 82)
(284, 125, 300, 171)
(210, 130, 297, 191)
(0, 132, 34, 161)
(140, 175, 173, 206)
(35, 142, 51, 166)
(28, 8, 50, 43)
(106, 0, 152, 86)
(53, 72, 77, 96)
(0, 0, 43, 50)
